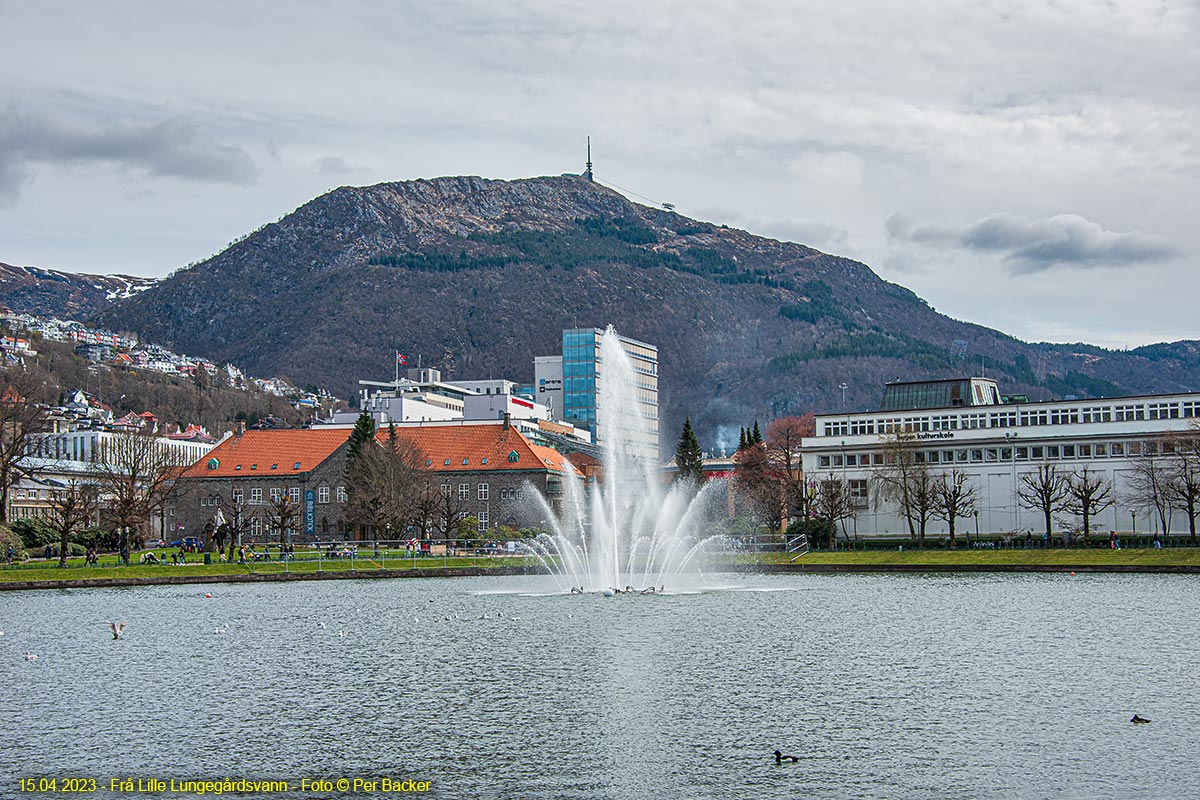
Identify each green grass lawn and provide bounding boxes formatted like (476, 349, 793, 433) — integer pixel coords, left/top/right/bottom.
(736, 548, 1200, 567)
(4, 546, 1199, 586)
(0, 550, 546, 584)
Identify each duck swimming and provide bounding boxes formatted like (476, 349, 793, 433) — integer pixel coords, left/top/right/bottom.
(1131, 714, 1151, 724)
(774, 750, 799, 763)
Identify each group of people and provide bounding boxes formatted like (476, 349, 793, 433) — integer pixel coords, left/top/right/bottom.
(139, 550, 190, 565)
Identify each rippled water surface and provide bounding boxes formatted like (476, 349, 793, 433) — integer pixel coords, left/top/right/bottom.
(3, 573, 1198, 799)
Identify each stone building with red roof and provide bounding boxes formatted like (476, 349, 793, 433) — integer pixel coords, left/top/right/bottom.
(173, 419, 582, 545)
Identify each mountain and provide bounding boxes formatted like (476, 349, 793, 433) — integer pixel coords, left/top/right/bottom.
(11, 174, 1195, 452)
(0, 261, 155, 320)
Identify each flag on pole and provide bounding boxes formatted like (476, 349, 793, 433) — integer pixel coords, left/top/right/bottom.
(396, 352, 407, 365)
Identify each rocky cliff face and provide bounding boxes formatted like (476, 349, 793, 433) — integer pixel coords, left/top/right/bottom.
(20, 174, 1197, 451)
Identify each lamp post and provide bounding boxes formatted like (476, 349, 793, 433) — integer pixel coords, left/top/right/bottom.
(1131, 510, 1137, 536)
(972, 510, 979, 547)
(839, 382, 848, 407)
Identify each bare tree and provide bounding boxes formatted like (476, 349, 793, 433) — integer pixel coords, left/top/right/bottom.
(267, 492, 300, 546)
(0, 369, 51, 524)
(872, 431, 937, 547)
(1017, 464, 1070, 541)
(1128, 441, 1173, 535)
(734, 441, 784, 533)
(811, 472, 854, 548)
(765, 414, 816, 522)
(1065, 467, 1114, 546)
(1166, 431, 1200, 543)
(409, 475, 441, 541)
(436, 480, 470, 543)
(92, 429, 193, 559)
(345, 425, 426, 540)
(47, 480, 99, 567)
(932, 468, 978, 549)
(220, 484, 254, 559)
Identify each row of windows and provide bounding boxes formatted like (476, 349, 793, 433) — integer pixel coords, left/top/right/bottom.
(822, 399, 1200, 437)
(818, 439, 1176, 468)
(202, 486, 348, 507)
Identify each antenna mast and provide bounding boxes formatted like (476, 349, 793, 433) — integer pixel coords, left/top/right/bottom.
(584, 136, 593, 182)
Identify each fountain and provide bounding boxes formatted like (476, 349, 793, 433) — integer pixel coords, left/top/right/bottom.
(521, 326, 729, 593)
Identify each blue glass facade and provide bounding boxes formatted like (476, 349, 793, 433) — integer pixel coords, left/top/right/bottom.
(562, 328, 601, 430)
(559, 328, 659, 459)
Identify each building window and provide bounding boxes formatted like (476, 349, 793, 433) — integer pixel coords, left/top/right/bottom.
(250, 517, 262, 536)
(478, 483, 489, 501)
(250, 488, 262, 505)
(336, 486, 347, 503)
(441, 483, 452, 498)
(270, 488, 281, 502)
(508, 450, 520, 462)
(290, 487, 300, 503)
(318, 486, 330, 504)
(819, 456, 830, 468)
(477, 510, 488, 532)
(458, 483, 469, 500)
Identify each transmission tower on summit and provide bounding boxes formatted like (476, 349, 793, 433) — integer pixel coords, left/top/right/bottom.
(584, 136, 593, 181)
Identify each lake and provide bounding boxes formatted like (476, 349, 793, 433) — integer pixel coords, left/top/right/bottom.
(3, 572, 1197, 799)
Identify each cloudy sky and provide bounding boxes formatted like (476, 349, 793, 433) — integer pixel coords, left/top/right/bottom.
(2, 1, 1196, 349)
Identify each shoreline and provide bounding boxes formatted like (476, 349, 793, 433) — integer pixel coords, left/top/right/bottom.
(3, 559, 1198, 591)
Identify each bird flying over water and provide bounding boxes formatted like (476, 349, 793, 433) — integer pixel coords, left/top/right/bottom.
(107, 621, 126, 640)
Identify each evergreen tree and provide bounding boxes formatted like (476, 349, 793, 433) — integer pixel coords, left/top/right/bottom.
(738, 426, 747, 451)
(751, 420, 762, 444)
(347, 412, 376, 461)
(674, 417, 705, 485)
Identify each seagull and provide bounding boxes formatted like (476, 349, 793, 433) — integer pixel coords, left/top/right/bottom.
(317, 621, 326, 629)
(338, 630, 347, 638)
(24, 651, 38, 661)
(107, 621, 126, 640)
(774, 750, 799, 764)
(213, 627, 226, 635)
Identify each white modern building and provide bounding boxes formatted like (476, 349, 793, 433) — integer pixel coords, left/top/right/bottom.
(801, 378, 1200, 538)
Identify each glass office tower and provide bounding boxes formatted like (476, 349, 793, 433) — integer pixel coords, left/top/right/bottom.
(561, 328, 659, 461)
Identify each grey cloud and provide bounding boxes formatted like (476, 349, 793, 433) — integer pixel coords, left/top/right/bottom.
(0, 111, 257, 200)
(886, 211, 1185, 273)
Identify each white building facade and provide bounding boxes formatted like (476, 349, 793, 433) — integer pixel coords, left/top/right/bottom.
(802, 386, 1200, 538)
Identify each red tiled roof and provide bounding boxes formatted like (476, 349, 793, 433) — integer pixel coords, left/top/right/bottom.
(181, 428, 351, 478)
(377, 424, 582, 476)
